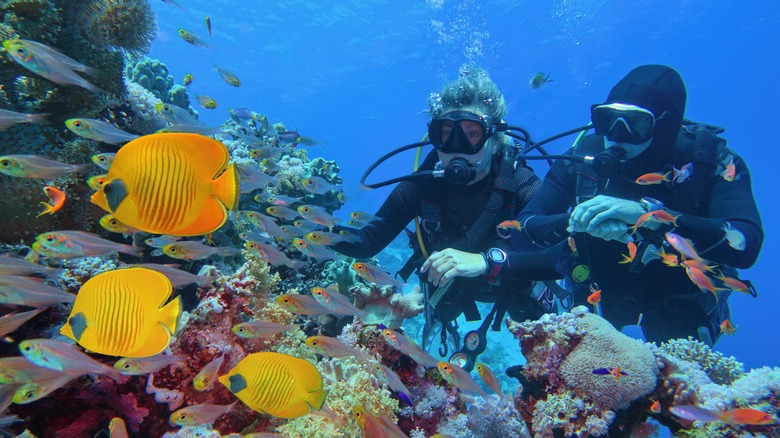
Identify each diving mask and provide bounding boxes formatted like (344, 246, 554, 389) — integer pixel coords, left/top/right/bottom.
(591, 103, 665, 145)
(428, 111, 503, 154)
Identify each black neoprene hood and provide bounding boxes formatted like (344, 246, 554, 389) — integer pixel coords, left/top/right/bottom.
(604, 64, 687, 146)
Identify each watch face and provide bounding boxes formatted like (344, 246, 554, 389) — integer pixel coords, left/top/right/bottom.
(488, 248, 506, 263)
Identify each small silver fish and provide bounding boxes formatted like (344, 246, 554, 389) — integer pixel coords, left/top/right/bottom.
(0, 108, 48, 131)
(114, 354, 188, 376)
(232, 320, 296, 338)
(169, 401, 237, 427)
(0, 155, 86, 179)
(300, 176, 340, 195)
(90, 152, 116, 170)
(0, 275, 75, 307)
(214, 64, 240, 87)
(66, 119, 138, 145)
(138, 263, 216, 288)
(177, 29, 210, 48)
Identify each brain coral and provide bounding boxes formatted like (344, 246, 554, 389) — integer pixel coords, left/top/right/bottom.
(559, 312, 658, 411)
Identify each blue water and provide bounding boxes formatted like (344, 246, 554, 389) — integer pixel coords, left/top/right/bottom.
(149, 0, 780, 370)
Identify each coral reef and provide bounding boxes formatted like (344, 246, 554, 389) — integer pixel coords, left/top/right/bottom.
(660, 337, 745, 385)
(351, 284, 425, 329)
(79, 0, 156, 56)
(125, 56, 191, 109)
(507, 306, 658, 437)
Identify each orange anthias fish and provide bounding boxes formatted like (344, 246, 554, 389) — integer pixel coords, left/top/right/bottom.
(670, 404, 774, 426)
(37, 186, 65, 218)
(496, 220, 522, 231)
(681, 261, 727, 301)
(618, 242, 637, 264)
(656, 247, 680, 267)
(649, 399, 661, 414)
(721, 157, 736, 182)
(713, 272, 754, 295)
(630, 210, 679, 234)
(720, 319, 737, 335)
(587, 285, 601, 305)
(90, 133, 240, 236)
(635, 171, 671, 185)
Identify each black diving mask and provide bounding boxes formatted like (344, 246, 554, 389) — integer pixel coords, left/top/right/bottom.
(428, 111, 505, 154)
(591, 103, 665, 145)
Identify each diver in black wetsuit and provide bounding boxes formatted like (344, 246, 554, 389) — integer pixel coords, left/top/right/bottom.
(514, 65, 763, 345)
(332, 68, 560, 370)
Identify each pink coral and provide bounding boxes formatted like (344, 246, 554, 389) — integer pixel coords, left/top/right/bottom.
(351, 284, 424, 329)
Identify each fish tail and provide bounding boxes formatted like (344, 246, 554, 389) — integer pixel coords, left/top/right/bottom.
(36, 202, 54, 218)
(160, 295, 182, 334)
(118, 243, 142, 257)
(29, 113, 49, 124)
(214, 163, 240, 210)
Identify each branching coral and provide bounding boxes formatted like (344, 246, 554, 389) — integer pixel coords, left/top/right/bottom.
(660, 337, 745, 385)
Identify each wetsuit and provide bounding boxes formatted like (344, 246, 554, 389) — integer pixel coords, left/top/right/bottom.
(333, 147, 560, 323)
(515, 136, 762, 343)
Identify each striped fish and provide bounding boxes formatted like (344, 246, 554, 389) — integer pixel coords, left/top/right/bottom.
(59, 268, 181, 358)
(90, 133, 239, 236)
(218, 352, 328, 419)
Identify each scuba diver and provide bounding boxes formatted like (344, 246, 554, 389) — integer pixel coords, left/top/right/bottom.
(331, 67, 560, 371)
(514, 64, 763, 345)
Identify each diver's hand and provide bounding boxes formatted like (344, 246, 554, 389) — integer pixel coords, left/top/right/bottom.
(420, 248, 488, 287)
(569, 195, 644, 230)
(577, 219, 634, 243)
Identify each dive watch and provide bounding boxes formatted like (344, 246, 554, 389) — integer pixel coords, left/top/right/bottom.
(483, 247, 507, 286)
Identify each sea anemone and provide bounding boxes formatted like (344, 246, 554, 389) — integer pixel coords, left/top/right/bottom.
(81, 0, 156, 56)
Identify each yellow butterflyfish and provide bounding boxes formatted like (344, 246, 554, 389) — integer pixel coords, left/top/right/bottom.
(90, 133, 239, 236)
(218, 352, 327, 419)
(60, 268, 181, 357)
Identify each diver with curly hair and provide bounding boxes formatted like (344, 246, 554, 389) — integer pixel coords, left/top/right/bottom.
(333, 67, 560, 371)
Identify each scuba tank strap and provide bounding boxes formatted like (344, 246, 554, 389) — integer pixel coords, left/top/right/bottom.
(463, 145, 518, 248)
(672, 122, 727, 214)
(572, 135, 607, 204)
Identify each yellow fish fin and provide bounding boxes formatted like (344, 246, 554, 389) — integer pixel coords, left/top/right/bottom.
(272, 400, 313, 419)
(160, 295, 182, 334)
(37, 202, 54, 218)
(213, 163, 239, 211)
(306, 388, 328, 411)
